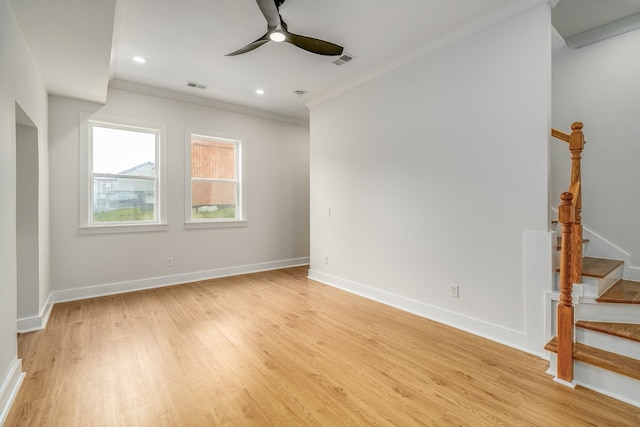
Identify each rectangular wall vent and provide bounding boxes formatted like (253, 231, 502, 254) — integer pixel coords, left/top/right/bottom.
(333, 53, 356, 66)
(186, 81, 209, 90)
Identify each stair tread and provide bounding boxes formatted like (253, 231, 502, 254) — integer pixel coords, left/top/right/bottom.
(554, 257, 623, 277)
(556, 237, 589, 250)
(575, 320, 640, 343)
(545, 337, 640, 381)
(598, 279, 640, 304)
(581, 257, 624, 278)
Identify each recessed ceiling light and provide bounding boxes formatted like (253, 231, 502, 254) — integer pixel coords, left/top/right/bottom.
(255, 89, 265, 95)
(133, 56, 146, 63)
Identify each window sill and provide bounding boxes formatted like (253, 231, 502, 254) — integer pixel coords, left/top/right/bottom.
(184, 220, 248, 230)
(79, 223, 169, 235)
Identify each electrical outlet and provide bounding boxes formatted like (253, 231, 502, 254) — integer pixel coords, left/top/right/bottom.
(449, 284, 459, 298)
(323, 256, 329, 265)
(325, 207, 332, 216)
(167, 257, 174, 267)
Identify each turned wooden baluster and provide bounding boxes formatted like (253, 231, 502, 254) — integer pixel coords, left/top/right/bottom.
(557, 191, 575, 382)
(569, 122, 585, 284)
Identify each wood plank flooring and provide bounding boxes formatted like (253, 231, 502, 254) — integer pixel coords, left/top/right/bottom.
(6, 267, 640, 426)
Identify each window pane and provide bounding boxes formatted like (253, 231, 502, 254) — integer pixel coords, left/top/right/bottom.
(191, 180, 236, 219)
(191, 138, 236, 180)
(93, 176, 155, 222)
(93, 126, 156, 176)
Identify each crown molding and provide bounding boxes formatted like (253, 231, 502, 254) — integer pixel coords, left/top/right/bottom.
(109, 80, 309, 128)
(307, 0, 551, 110)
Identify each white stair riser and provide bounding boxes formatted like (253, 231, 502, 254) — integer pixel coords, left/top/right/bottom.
(576, 327, 640, 360)
(580, 265, 623, 298)
(577, 303, 640, 323)
(553, 265, 622, 298)
(547, 354, 640, 408)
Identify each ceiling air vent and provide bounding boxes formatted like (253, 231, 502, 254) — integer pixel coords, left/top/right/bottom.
(186, 81, 209, 90)
(333, 53, 355, 66)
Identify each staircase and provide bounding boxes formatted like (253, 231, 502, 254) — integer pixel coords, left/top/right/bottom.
(545, 259, 640, 406)
(545, 123, 640, 407)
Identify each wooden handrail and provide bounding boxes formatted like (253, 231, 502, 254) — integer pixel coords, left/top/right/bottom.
(557, 191, 575, 382)
(551, 128, 570, 143)
(553, 122, 585, 284)
(568, 122, 585, 284)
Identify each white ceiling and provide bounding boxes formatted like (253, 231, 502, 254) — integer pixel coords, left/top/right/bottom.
(9, 0, 116, 104)
(112, 0, 510, 120)
(9, 0, 640, 121)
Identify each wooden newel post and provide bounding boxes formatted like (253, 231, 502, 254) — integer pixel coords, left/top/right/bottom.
(569, 122, 584, 284)
(557, 191, 575, 382)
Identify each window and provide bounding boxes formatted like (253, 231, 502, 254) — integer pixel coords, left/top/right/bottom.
(79, 114, 168, 234)
(185, 129, 247, 228)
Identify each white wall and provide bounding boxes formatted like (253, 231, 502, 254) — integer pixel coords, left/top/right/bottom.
(309, 5, 553, 354)
(552, 28, 640, 270)
(48, 87, 310, 296)
(0, 0, 49, 420)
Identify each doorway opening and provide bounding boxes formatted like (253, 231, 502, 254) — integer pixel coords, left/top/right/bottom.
(15, 103, 40, 325)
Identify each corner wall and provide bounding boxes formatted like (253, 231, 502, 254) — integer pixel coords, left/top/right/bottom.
(552, 28, 640, 273)
(0, 0, 49, 421)
(309, 5, 553, 354)
(48, 88, 310, 297)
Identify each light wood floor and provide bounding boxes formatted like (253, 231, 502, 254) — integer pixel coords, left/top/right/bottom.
(6, 267, 640, 426)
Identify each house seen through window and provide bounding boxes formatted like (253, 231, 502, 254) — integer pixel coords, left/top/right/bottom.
(91, 122, 159, 224)
(188, 132, 244, 223)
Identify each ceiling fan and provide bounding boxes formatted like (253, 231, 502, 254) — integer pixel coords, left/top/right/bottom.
(226, 0, 344, 56)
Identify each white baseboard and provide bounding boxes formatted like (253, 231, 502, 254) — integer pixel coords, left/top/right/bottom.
(553, 377, 577, 389)
(625, 265, 640, 281)
(52, 258, 310, 304)
(17, 294, 54, 333)
(0, 358, 25, 426)
(307, 269, 543, 358)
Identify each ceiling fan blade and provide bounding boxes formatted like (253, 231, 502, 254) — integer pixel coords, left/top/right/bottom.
(226, 33, 270, 56)
(256, 0, 281, 30)
(286, 32, 344, 56)
(227, 1, 343, 57)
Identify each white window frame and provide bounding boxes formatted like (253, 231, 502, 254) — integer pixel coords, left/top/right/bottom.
(79, 113, 168, 234)
(185, 128, 247, 229)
